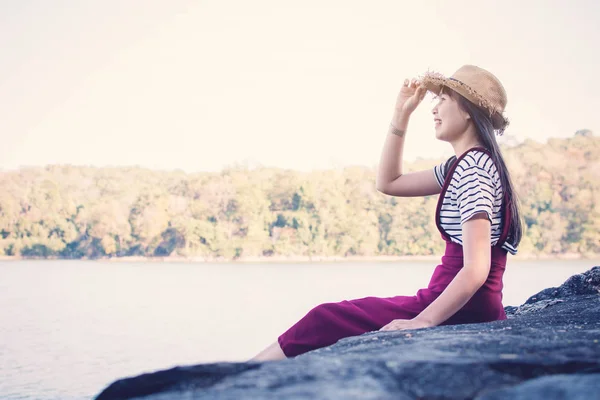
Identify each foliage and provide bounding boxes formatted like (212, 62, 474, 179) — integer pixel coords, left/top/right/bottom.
(0, 135, 598, 259)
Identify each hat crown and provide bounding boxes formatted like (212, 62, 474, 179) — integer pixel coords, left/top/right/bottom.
(451, 65, 507, 113)
(420, 64, 509, 130)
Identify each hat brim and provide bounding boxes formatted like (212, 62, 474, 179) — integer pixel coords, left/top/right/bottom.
(420, 71, 508, 131)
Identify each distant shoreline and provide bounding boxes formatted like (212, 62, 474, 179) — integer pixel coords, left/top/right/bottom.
(1, 253, 598, 263)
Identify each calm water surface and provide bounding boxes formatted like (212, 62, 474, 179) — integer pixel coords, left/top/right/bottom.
(0, 259, 598, 399)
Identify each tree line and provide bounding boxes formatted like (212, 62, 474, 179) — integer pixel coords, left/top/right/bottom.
(0, 134, 598, 260)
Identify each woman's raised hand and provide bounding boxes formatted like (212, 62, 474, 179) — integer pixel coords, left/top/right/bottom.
(394, 78, 427, 117)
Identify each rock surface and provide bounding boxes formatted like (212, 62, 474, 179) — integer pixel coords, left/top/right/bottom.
(96, 266, 600, 400)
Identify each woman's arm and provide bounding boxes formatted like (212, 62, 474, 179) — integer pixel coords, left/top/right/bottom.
(415, 213, 492, 326)
(376, 80, 441, 197)
(379, 213, 491, 331)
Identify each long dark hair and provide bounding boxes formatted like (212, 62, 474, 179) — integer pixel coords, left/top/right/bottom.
(445, 88, 523, 247)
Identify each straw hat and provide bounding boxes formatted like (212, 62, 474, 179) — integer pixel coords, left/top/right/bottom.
(420, 65, 508, 130)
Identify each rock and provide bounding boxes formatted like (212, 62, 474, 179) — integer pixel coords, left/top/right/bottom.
(477, 374, 600, 400)
(95, 266, 600, 400)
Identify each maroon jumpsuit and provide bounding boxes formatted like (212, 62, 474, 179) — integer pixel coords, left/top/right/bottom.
(277, 148, 512, 357)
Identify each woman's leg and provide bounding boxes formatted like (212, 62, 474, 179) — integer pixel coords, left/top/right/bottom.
(277, 296, 420, 358)
(251, 295, 421, 360)
(250, 340, 287, 362)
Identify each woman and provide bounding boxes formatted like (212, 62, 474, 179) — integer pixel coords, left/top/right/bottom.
(252, 65, 522, 361)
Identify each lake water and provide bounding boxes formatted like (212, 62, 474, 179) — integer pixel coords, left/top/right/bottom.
(1, 259, 598, 400)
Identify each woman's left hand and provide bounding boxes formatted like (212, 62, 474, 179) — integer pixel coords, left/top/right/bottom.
(379, 317, 434, 332)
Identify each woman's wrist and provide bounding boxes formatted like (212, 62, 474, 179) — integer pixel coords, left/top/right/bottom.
(391, 110, 411, 131)
(388, 123, 406, 137)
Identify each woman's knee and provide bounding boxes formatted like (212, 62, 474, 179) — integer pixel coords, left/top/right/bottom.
(307, 301, 345, 317)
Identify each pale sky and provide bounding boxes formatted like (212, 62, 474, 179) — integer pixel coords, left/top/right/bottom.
(1, 0, 598, 172)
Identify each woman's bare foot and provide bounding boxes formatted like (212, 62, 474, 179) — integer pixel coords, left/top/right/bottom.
(250, 341, 287, 362)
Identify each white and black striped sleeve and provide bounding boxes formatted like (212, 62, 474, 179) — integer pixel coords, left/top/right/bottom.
(433, 161, 446, 189)
(455, 156, 496, 225)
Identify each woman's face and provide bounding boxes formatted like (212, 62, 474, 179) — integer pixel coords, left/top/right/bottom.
(431, 89, 471, 142)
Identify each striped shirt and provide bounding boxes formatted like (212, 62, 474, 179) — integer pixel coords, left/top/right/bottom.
(433, 149, 518, 255)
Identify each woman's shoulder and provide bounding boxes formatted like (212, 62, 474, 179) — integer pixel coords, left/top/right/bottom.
(454, 148, 498, 178)
(436, 148, 500, 188)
